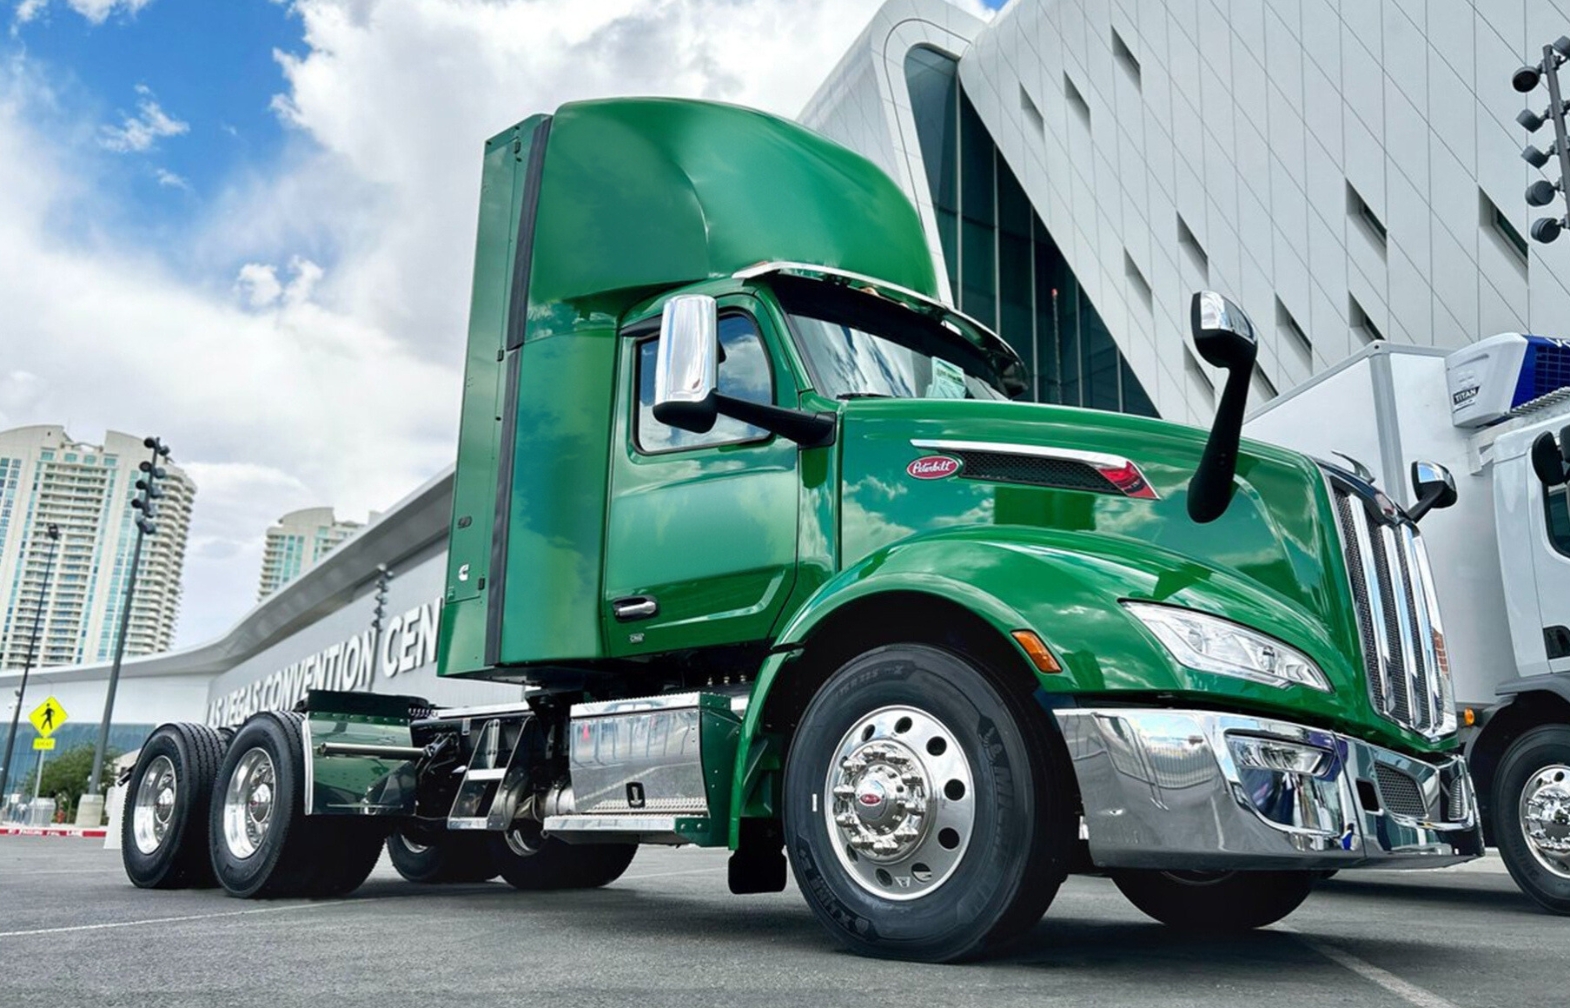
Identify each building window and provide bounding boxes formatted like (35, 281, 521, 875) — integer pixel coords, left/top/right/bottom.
(1124, 252, 1154, 313)
(1482, 189, 1530, 272)
(904, 45, 1156, 417)
(1349, 294, 1384, 344)
(1186, 349, 1216, 407)
(1111, 27, 1141, 89)
(1064, 74, 1091, 127)
(1019, 85, 1044, 136)
(1276, 297, 1312, 360)
(1176, 214, 1209, 280)
(1347, 182, 1388, 253)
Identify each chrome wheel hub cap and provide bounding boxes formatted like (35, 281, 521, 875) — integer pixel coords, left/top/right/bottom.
(1521, 764, 1570, 879)
(825, 705, 974, 901)
(222, 747, 277, 860)
(131, 755, 178, 855)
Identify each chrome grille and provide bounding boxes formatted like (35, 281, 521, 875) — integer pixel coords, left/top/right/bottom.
(1332, 483, 1456, 739)
(1374, 764, 1429, 819)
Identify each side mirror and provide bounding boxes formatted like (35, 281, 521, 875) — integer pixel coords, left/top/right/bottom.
(652, 294, 719, 433)
(1186, 291, 1259, 523)
(1406, 461, 1457, 523)
(1532, 431, 1566, 487)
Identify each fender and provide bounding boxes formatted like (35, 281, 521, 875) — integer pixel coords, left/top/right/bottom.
(727, 525, 1363, 845)
(301, 690, 424, 816)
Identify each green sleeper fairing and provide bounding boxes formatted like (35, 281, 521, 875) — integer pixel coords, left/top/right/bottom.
(420, 97, 1457, 850)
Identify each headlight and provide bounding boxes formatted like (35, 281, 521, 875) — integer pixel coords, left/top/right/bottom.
(1122, 602, 1332, 693)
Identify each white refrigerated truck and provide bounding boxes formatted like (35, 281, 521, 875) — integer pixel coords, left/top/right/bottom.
(1246, 335, 1570, 913)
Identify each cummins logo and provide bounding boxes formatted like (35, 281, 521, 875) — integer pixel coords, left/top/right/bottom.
(906, 455, 962, 480)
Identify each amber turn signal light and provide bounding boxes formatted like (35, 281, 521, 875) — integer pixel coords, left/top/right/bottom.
(1012, 630, 1062, 673)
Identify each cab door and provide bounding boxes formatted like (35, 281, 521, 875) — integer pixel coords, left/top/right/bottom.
(602, 297, 799, 657)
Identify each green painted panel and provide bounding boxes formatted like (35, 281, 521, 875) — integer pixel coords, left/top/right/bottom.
(528, 99, 938, 309)
(603, 295, 800, 657)
(496, 333, 618, 663)
(439, 118, 542, 676)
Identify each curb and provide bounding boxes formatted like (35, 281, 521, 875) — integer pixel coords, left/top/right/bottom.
(0, 825, 108, 838)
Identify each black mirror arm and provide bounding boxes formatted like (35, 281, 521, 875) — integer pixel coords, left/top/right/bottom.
(1187, 364, 1252, 523)
(1406, 486, 1446, 524)
(714, 394, 837, 449)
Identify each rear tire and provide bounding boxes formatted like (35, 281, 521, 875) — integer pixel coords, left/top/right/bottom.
(487, 821, 636, 890)
(209, 711, 385, 898)
(1493, 725, 1570, 915)
(1111, 870, 1315, 930)
(782, 643, 1073, 962)
(121, 723, 225, 889)
(387, 829, 498, 883)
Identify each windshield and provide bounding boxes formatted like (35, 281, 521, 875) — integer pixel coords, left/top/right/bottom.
(774, 277, 1011, 401)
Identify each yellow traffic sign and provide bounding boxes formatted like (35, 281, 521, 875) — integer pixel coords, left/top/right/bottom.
(29, 697, 67, 738)
(32, 737, 54, 751)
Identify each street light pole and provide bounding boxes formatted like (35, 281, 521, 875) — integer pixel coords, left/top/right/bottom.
(0, 522, 62, 804)
(85, 437, 171, 804)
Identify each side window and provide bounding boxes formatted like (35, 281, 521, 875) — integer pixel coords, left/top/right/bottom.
(1546, 484, 1570, 558)
(636, 313, 774, 453)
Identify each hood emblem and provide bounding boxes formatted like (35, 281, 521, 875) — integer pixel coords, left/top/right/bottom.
(907, 455, 962, 480)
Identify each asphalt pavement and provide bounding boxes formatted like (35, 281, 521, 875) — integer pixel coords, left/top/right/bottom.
(0, 836, 1557, 1008)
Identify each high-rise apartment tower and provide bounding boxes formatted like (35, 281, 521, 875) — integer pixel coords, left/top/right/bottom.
(257, 507, 363, 600)
(0, 426, 196, 668)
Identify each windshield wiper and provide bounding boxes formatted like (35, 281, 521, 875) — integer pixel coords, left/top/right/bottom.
(836, 391, 895, 400)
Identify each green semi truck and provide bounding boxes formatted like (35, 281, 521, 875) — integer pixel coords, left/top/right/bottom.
(121, 98, 1482, 961)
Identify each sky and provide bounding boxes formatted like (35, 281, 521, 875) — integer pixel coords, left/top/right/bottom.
(0, 0, 1002, 649)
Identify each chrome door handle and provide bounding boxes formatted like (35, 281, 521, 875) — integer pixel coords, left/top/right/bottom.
(612, 595, 659, 622)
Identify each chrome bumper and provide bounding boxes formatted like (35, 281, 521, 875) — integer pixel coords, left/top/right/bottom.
(1053, 708, 1483, 871)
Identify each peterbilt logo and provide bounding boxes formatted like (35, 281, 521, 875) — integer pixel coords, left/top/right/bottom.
(907, 455, 962, 480)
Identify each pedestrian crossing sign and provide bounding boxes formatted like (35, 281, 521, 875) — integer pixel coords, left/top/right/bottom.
(29, 697, 68, 739)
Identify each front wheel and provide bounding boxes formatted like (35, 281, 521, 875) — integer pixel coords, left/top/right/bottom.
(783, 643, 1073, 962)
(1494, 725, 1570, 914)
(1111, 870, 1315, 930)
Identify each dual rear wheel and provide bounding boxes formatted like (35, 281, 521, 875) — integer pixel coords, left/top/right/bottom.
(123, 711, 636, 898)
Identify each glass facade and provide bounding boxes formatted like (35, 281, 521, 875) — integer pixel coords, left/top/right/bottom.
(905, 47, 1156, 417)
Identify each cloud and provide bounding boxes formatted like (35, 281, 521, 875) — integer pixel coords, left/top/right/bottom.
(14, 0, 152, 27)
(2, 0, 991, 646)
(154, 167, 189, 189)
(99, 84, 187, 152)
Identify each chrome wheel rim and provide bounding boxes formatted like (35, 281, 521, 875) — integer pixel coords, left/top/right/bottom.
(131, 755, 177, 855)
(824, 705, 974, 901)
(222, 747, 277, 860)
(1520, 763, 1570, 879)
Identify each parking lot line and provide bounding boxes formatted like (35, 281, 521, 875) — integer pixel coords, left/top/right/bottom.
(1294, 935, 1462, 1008)
(0, 898, 366, 939)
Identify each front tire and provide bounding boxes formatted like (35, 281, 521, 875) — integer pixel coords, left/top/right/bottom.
(782, 643, 1073, 962)
(1111, 870, 1315, 930)
(487, 821, 636, 890)
(1494, 725, 1570, 914)
(121, 723, 225, 889)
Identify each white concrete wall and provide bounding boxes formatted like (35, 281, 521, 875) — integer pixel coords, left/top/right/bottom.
(958, 0, 1570, 424)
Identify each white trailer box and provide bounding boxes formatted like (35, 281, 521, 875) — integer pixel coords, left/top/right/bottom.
(1245, 345, 1514, 708)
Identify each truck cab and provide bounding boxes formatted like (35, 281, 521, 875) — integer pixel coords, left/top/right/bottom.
(118, 98, 1481, 961)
